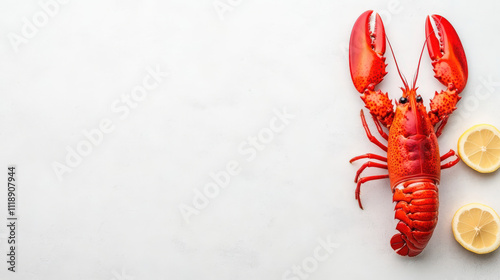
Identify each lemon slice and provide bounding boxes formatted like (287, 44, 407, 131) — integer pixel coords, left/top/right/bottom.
(457, 124, 500, 173)
(452, 203, 500, 254)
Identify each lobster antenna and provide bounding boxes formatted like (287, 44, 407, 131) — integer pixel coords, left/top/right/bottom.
(412, 16, 444, 89)
(412, 40, 427, 90)
(386, 35, 409, 90)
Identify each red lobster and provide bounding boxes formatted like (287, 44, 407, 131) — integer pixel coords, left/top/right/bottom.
(349, 11, 468, 256)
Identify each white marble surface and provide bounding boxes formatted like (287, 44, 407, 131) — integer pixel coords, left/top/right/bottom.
(1, 0, 500, 279)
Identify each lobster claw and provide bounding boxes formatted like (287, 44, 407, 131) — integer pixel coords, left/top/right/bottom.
(425, 15, 468, 93)
(349, 11, 394, 128)
(349, 10, 387, 93)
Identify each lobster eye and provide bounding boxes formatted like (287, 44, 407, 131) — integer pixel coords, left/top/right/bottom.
(399, 97, 408, 104)
(416, 95, 423, 103)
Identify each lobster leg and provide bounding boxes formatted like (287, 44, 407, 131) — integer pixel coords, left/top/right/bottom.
(371, 113, 389, 141)
(441, 157, 460, 169)
(356, 174, 389, 209)
(350, 153, 387, 163)
(353, 161, 388, 183)
(360, 110, 387, 152)
(440, 149, 456, 161)
(425, 15, 468, 127)
(349, 10, 394, 128)
(434, 116, 449, 138)
(351, 109, 390, 209)
(440, 149, 460, 169)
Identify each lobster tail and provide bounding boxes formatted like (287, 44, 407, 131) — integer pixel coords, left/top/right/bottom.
(390, 179, 439, 257)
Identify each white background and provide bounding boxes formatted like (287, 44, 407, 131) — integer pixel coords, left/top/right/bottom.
(1, 0, 500, 279)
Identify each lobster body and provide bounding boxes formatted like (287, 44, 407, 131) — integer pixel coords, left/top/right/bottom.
(387, 90, 441, 256)
(388, 92, 441, 188)
(348, 11, 468, 256)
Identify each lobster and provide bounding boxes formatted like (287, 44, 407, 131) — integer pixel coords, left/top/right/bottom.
(348, 10, 468, 257)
